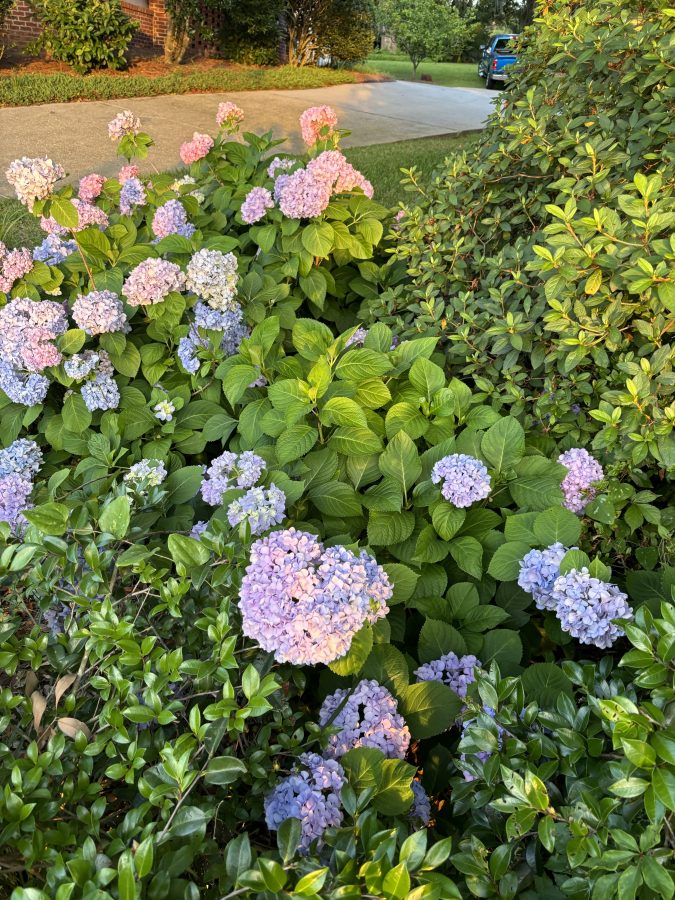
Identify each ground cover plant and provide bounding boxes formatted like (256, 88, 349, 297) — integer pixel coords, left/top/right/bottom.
(0, 0, 673, 896)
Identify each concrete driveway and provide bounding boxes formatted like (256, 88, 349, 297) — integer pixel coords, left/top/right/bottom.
(0, 81, 498, 192)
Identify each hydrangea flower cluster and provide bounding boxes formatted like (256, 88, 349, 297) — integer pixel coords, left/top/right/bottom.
(415, 652, 482, 698)
(64, 351, 100, 380)
(171, 174, 205, 204)
(124, 458, 168, 488)
(71, 290, 128, 336)
(200, 450, 265, 505)
(73, 350, 120, 412)
(108, 110, 141, 141)
(122, 258, 185, 307)
(346, 327, 367, 347)
(264, 752, 345, 853)
(550, 569, 632, 648)
(119, 177, 147, 216)
(32, 234, 77, 266)
(190, 520, 209, 539)
(78, 173, 106, 202)
(227, 484, 286, 535)
(39, 215, 66, 236)
(185, 249, 238, 311)
(153, 399, 175, 422)
(5, 156, 65, 209)
(240, 187, 274, 224)
(151, 200, 196, 241)
(410, 781, 432, 826)
(71, 199, 109, 232)
(118, 164, 140, 183)
(177, 302, 248, 374)
(267, 156, 294, 179)
(216, 101, 244, 131)
(276, 167, 332, 219)
(518, 542, 570, 611)
(300, 105, 338, 146)
(0, 438, 42, 479)
(431, 454, 492, 508)
(239, 529, 391, 665)
(0, 438, 43, 534)
(307, 151, 374, 198)
(0, 297, 67, 372)
(0, 362, 49, 406)
(179, 132, 214, 165)
(320, 679, 411, 759)
(0, 244, 34, 294)
(558, 448, 604, 513)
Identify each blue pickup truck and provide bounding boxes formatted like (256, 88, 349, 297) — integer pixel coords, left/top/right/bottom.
(478, 34, 519, 88)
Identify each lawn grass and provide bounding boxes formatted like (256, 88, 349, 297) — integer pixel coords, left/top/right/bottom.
(0, 65, 377, 108)
(345, 131, 477, 207)
(0, 132, 477, 248)
(362, 52, 482, 89)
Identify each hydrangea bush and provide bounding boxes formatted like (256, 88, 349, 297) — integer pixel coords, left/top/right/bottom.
(0, 29, 674, 897)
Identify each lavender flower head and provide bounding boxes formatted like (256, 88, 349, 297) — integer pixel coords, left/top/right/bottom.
(5, 156, 65, 209)
(190, 520, 209, 539)
(0, 361, 49, 406)
(346, 327, 367, 348)
(558, 448, 604, 514)
(319, 679, 410, 759)
(518, 542, 570, 611)
(239, 528, 391, 665)
(32, 234, 77, 266)
(0, 439, 42, 479)
(71, 290, 128, 336)
(71, 199, 109, 232)
(108, 110, 141, 142)
(267, 157, 294, 179)
(431, 454, 491, 508)
(0, 473, 34, 533)
(200, 450, 265, 505)
(185, 249, 238, 311)
(240, 187, 274, 225)
(152, 200, 196, 241)
(550, 568, 632, 649)
(119, 177, 146, 216)
(410, 780, 432, 826)
(76, 350, 120, 412)
(227, 484, 286, 535)
(122, 258, 185, 307)
(177, 302, 248, 374)
(264, 752, 345, 853)
(415, 652, 481, 698)
(0, 246, 34, 294)
(276, 167, 331, 220)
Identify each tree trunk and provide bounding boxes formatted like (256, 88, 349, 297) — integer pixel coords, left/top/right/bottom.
(164, 17, 191, 65)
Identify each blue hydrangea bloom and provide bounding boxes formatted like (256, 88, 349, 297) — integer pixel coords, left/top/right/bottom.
(0, 439, 42, 479)
(319, 679, 410, 759)
(550, 568, 632, 648)
(33, 234, 77, 265)
(431, 454, 491, 508)
(518, 542, 570, 611)
(201, 450, 265, 506)
(227, 484, 286, 535)
(415, 652, 482, 698)
(0, 361, 49, 406)
(410, 780, 431, 826)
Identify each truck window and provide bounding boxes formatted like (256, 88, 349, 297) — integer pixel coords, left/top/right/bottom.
(494, 38, 514, 54)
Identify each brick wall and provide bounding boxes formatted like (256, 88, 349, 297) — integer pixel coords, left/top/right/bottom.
(1, 0, 217, 54)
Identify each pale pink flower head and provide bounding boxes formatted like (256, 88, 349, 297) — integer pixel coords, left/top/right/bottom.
(180, 133, 214, 165)
(5, 157, 65, 210)
(108, 110, 141, 142)
(71, 199, 109, 232)
(216, 102, 244, 131)
(40, 216, 67, 236)
(299, 106, 338, 147)
(240, 187, 274, 225)
(78, 174, 106, 203)
(118, 164, 140, 184)
(306, 150, 373, 199)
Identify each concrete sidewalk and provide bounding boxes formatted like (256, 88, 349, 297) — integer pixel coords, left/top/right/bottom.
(0, 81, 497, 192)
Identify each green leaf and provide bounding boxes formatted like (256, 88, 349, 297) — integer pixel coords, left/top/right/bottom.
(301, 221, 334, 257)
(379, 430, 422, 493)
(330, 426, 382, 456)
(329, 624, 372, 676)
(320, 397, 367, 428)
(99, 495, 130, 539)
(168, 534, 210, 568)
(59, 328, 86, 355)
(117, 851, 135, 900)
(204, 756, 247, 785)
(383, 563, 419, 603)
(382, 863, 411, 899)
(50, 196, 78, 229)
(362, 645, 409, 695)
(431, 503, 466, 540)
(335, 349, 391, 382)
(309, 482, 362, 518)
(409, 358, 445, 397)
(277, 817, 302, 865)
(481, 630, 522, 672)
(62, 393, 92, 434)
(487, 541, 531, 581)
(533, 506, 582, 546)
(520, 663, 573, 705)
(276, 424, 318, 465)
(372, 758, 417, 815)
(481, 418, 524, 471)
(449, 536, 483, 579)
(559, 549, 591, 575)
(418, 619, 467, 663)
(23, 502, 69, 536)
(585, 495, 616, 525)
(367, 510, 415, 545)
(397, 682, 462, 738)
(165, 466, 203, 505)
(294, 869, 329, 896)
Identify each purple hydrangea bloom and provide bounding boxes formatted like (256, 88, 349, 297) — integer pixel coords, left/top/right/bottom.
(264, 752, 345, 853)
(346, 327, 367, 347)
(108, 110, 141, 141)
(276, 168, 332, 220)
(75, 350, 119, 411)
(119, 177, 147, 216)
(190, 520, 209, 539)
(550, 568, 632, 648)
(32, 235, 77, 266)
(71, 291, 128, 336)
(122, 258, 185, 307)
(201, 450, 265, 505)
(0, 361, 49, 406)
(0, 439, 42, 479)
(319, 679, 410, 759)
(152, 200, 196, 241)
(178, 303, 248, 374)
(0, 473, 34, 533)
(410, 780, 431, 826)
(71, 199, 109, 232)
(240, 187, 274, 225)
(81, 375, 120, 412)
(267, 156, 294, 179)
(239, 529, 391, 665)
(518, 542, 571, 611)
(558, 448, 604, 514)
(0, 297, 67, 372)
(415, 652, 481, 698)
(227, 484, 286, 535)
(431, 454, 491, 508)
(64, 350, 101, 381)
(0, 246, 34, 294)
(185, 249, 238, 311)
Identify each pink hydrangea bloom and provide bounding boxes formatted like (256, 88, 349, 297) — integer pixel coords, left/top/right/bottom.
(122, 257, 186, 307)
(118, 164, 140, 184)
(240, 187, 274, 224)
(0, 297, 67, 372)
(78, 174, 106, 202)
(216, 102, 244, 130)
(299, 105, 338, 146)
(306, 150, 374, 198)
(71, 199, 109, 232)
(179, 133, 214, 165)
(276, 168, 332, 220)
(39, 216, 67, 236)
(0, 246, 34, 294)
(108, 110, 141, 142)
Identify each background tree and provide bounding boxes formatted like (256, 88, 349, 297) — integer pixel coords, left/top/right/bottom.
(378, 0, 469, 77)
(315, 0, 376, 66)
(219, 0, 285, 65)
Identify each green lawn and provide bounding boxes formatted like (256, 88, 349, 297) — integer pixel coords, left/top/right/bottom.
(362, 52, 482, 89)
(0, 132, 476, 248)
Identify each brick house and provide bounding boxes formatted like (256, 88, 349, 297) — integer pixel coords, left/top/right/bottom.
(2, 0, 219, 53)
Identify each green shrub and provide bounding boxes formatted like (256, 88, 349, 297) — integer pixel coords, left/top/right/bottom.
(316, 0, 376, 66)
(367, 0, 675, 472)
(219, 0, 284, 66)
(29, 0, 138, 74)
(0, 0, 13, 59)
